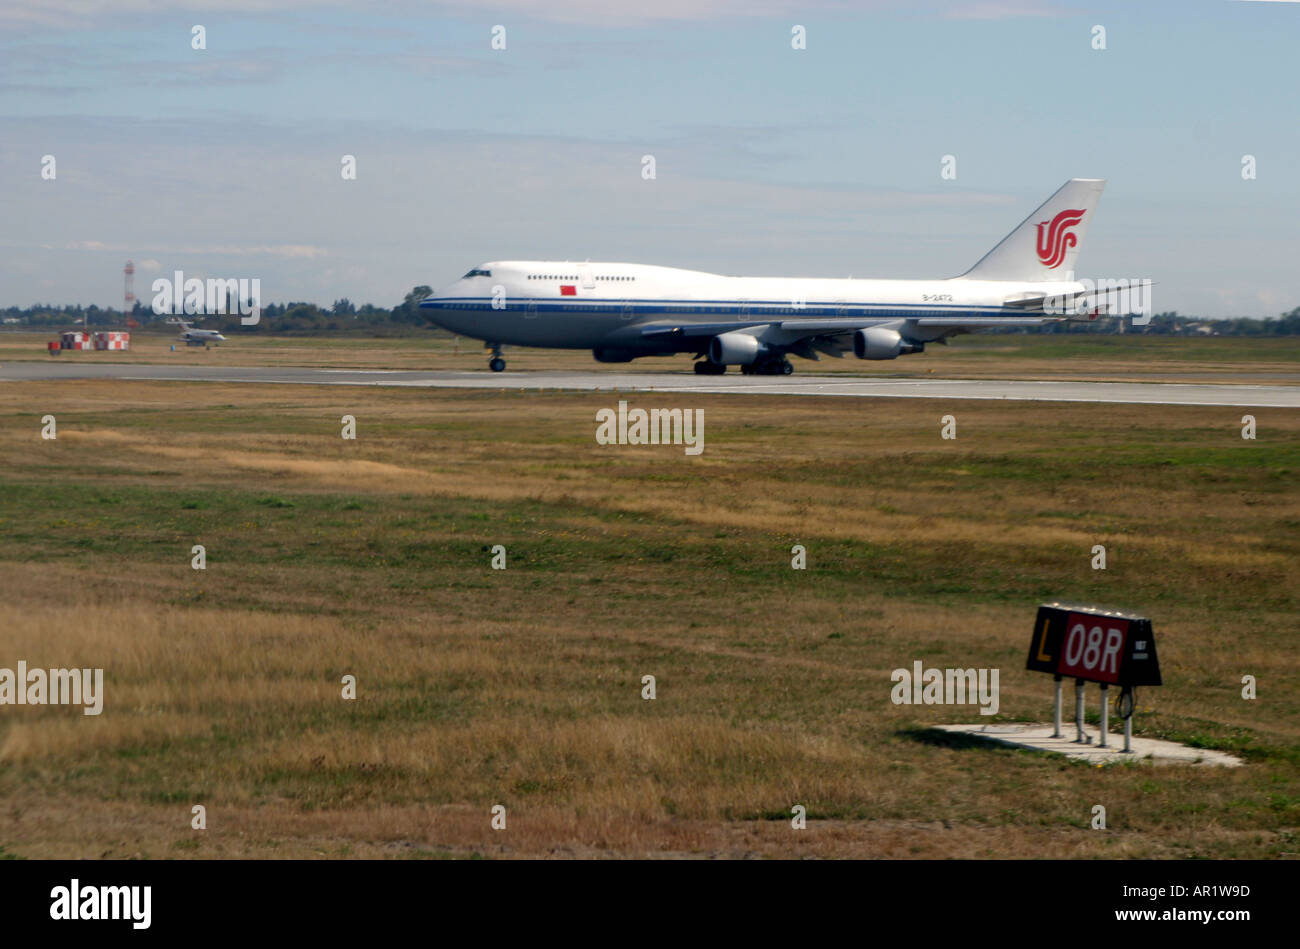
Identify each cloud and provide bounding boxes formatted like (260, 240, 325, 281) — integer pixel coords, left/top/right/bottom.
(430, 0, 1072, 24)
(140, 58, 285, 87)
(217, 244, 329, 258)
(944, 1, 1066, 18)
(0, 1, 345, 30)
(0, 0, 1073, 30)
(0, 82, 94, 95)
(36, 240, 327, 259)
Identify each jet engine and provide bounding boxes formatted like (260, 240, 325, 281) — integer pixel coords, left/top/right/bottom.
(709, 332, 768, 366)
(853, 327, 922, 360)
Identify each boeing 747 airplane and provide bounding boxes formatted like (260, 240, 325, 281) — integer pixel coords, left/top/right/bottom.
(421, 178, 1106, 374)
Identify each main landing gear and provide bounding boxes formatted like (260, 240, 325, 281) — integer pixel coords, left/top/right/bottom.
(694, 356, 793, 375)
(487, 342, 506, 373)
(740, 357, 794, 376)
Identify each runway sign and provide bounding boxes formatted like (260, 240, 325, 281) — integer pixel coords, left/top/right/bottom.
(1026, 603, 1161, 687)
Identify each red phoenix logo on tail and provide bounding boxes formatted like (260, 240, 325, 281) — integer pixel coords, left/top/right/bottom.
(1035, 208, 1086, 269)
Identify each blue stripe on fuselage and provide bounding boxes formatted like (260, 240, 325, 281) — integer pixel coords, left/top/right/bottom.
(419, 297, 1012, 318)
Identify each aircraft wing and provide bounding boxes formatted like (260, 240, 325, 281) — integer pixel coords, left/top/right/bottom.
(640, 321, 779, 339)
(640, 313, 1066, 342)
(778, 316, 1066, 330)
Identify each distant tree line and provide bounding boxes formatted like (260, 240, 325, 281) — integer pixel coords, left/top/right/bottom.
(1, 286, 445, 337)
(1027, 308, 1300, 337)
(3, 292, 1299, 337)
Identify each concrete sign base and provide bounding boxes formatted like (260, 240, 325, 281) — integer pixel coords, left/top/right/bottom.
(932, 722, 1243, 767)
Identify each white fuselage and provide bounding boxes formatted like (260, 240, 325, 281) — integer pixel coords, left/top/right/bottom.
(422, 261, 1083, 350)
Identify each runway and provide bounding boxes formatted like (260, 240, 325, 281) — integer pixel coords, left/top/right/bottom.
(2, 362, 1298, 407)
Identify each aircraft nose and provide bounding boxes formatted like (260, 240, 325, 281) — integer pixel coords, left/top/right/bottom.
(420, 283, 455, 309)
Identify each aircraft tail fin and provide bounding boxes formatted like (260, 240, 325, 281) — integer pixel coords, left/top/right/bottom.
(959, 178, 1105, 282)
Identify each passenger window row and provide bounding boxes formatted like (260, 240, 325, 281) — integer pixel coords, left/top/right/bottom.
(524, 275, 635, 281)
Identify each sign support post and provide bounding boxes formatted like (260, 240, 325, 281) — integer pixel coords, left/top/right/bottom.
(1098, 682, 1109, 748)
(1052, 675, 1063, 738)
(1073, 679, 1086, 743)
(1119, 686, 1136, 754)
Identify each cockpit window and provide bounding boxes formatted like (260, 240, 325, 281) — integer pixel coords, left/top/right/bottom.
(462, 268, 492, 278)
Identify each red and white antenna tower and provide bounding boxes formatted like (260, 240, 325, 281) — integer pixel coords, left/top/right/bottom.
(123, 260, 136, 323)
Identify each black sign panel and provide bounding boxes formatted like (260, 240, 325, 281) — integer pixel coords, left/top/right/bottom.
(1027, 604, 1161, 687)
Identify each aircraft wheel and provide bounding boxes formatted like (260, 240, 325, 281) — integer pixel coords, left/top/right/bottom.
(780, 359, 794, 375)
(489, 357, 506, 373)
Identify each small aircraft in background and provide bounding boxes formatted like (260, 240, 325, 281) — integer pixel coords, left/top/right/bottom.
(168, 318, 226, 347)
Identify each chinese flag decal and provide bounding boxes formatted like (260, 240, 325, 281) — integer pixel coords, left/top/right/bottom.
(560, 285, 576, 296)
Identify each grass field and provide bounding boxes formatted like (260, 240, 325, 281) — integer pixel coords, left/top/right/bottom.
(0, 354, 1297, 858)
(3, 329, 1299, 384)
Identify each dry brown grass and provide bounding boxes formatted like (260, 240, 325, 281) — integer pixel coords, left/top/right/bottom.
(0, 378, 1296, 859)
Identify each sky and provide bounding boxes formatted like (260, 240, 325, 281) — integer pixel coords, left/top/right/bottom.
(1, 0, 1297, 317)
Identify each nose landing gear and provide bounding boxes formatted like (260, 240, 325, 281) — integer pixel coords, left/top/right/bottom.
(487, 342, 506, 372)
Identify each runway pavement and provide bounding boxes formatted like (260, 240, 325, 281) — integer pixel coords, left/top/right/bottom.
(2, 362, 1298, 407)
